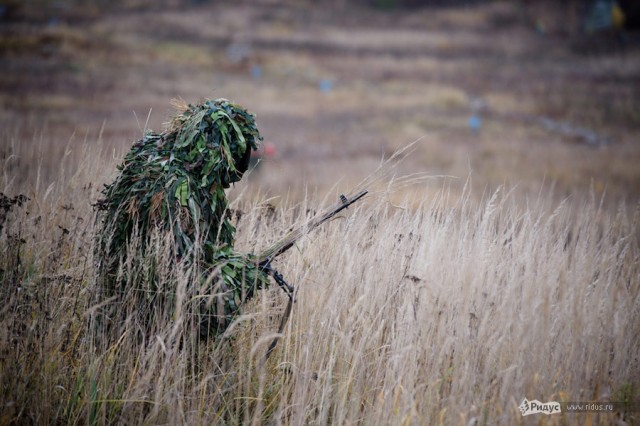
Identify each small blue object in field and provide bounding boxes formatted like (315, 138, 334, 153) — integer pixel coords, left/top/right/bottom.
(250, 65, 262, 79)
(584, 0, 615, 33)
(468, 115, 482, 133)
(319, 79, 334, 93)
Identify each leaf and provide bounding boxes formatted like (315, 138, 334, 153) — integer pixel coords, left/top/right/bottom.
(201, 154, 217, 182)
(188, 197, 200, 223)
(175, 178, 189, 207)
(175, 109, 207, 148)
(197, 135, 206, 153)
(227, 116, 246, 152)
(222, 265, 236, 278)
(221, 142, 235, 171)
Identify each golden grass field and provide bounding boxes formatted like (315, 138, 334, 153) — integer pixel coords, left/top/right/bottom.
(1, 1, 639, 424)
(1, 143, 638, 425)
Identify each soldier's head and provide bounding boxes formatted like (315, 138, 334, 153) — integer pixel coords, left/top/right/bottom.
(224, 140, 252, 188)
(169, 98, 262, 188)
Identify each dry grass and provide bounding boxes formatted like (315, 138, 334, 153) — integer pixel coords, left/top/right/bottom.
(1, 135, 638, 425)
(2, 2, 640, 424)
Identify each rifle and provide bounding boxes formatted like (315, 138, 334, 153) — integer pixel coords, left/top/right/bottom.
(257, 189, 368, 266)
(256, 190, 368, 360)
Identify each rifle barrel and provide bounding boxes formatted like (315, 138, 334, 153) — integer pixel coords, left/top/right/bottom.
(257, 190, 368, 263)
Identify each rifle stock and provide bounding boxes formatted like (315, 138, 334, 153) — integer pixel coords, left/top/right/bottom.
(257, 190, 368, 264)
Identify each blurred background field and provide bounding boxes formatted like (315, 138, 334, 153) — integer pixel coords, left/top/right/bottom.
(2, 0, 640, 203)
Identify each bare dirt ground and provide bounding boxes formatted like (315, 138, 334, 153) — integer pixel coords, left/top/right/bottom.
(2, 0, 640, 203)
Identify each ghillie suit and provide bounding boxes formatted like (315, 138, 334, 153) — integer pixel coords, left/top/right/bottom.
(95, 98, 270, 338)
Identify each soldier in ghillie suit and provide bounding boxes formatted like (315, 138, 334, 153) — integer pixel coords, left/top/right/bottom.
(95, 98, 273, 338)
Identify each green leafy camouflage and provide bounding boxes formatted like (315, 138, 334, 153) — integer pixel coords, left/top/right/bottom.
(95, 98, 270, 337)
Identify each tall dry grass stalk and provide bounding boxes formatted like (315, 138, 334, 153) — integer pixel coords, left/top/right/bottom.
(0, 137, 638, 425)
